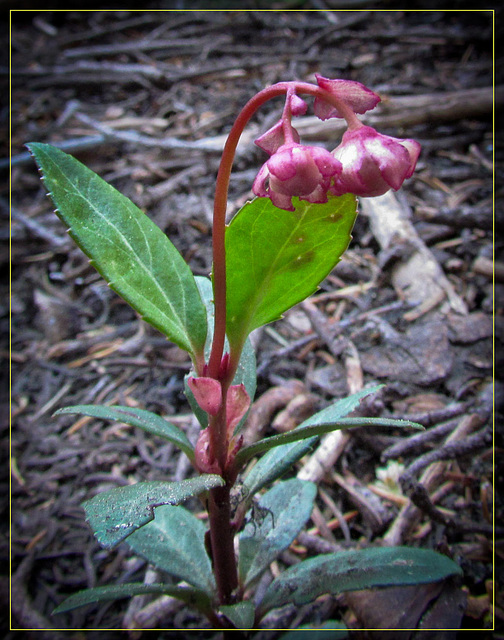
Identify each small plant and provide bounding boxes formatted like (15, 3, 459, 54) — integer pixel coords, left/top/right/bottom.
(28, 74, 461, 631)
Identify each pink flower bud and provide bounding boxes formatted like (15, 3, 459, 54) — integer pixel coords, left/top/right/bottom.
(330, 125, 421, 197)
(254, 121, 301, 155)
(289, 94, 308, 116)
(314, 74, 381, 120)
(187, 376, 222, 416)
(254, 94, 306, 155)
(253, 142, 342, 211)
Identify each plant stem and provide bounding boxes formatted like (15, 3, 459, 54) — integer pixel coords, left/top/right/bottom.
(207, 483, 238, 605)
(208, 379, 231, 473)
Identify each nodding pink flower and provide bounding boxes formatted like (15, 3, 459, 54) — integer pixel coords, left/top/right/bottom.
(314, 74, 381, 120)
(330, 125, 421, 198)
(253, 142, 342, 211)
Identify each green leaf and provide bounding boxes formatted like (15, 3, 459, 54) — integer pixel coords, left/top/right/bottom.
(241, 386, 383, 501)
(185, 276, 257, 429)
(225, 194, 357, 351)
(28, 142, 207, 357)
(53, 582, 212, 615)
(235, 416, 422, 467)
(126, 505, 215, 593)
(258, 546, 462, 615)
(55, 404, 194, 461)
(219, 601, 256, 629)
(239, 479, 317, 588)
(83, 475, 224, 548)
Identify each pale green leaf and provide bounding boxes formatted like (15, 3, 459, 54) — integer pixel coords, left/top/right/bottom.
(241, 386, 383, 500)
(235, 416, 422, 467)
(219, 601, 256, 629)
(225, 194, 357, 351)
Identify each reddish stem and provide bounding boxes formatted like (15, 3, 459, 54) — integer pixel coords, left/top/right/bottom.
(207, 484, 238, 605)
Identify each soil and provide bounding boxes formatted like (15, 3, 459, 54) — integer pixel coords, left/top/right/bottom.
(5, 5, 502, 639)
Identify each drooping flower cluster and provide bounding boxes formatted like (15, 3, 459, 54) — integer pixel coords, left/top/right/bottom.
(252, 75, 420, 211)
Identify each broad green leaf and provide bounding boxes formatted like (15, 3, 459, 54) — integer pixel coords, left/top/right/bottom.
(225, 194, 357, 351)
(235, 416, 422, 467)
(220, 601, 256, 629)
(83, 475, 223, 548)
(28, 142, 207, 357)
(126, 505, 215, 594)
(55, 404, 194, 461)
(258, 546, 462, 615)
(53, 582, 212, 615)
(242, 386, 383, 501)
(185, 276, 257, 429)
(239, 479, 317, 588)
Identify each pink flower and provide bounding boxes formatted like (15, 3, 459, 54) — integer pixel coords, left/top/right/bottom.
(330, 125, 421, 197)
(252, 142, 342, 211)
(314, 74, 381, 120)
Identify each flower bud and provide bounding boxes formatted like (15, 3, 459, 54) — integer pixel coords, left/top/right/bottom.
(330, 125, 421, 197)
(314, 74, 381, 120)
(253, 142, 342, 211)
(254, 121, 300, 155)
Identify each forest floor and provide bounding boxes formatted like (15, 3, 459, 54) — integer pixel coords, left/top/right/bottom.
(6, 6, 502, 639)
